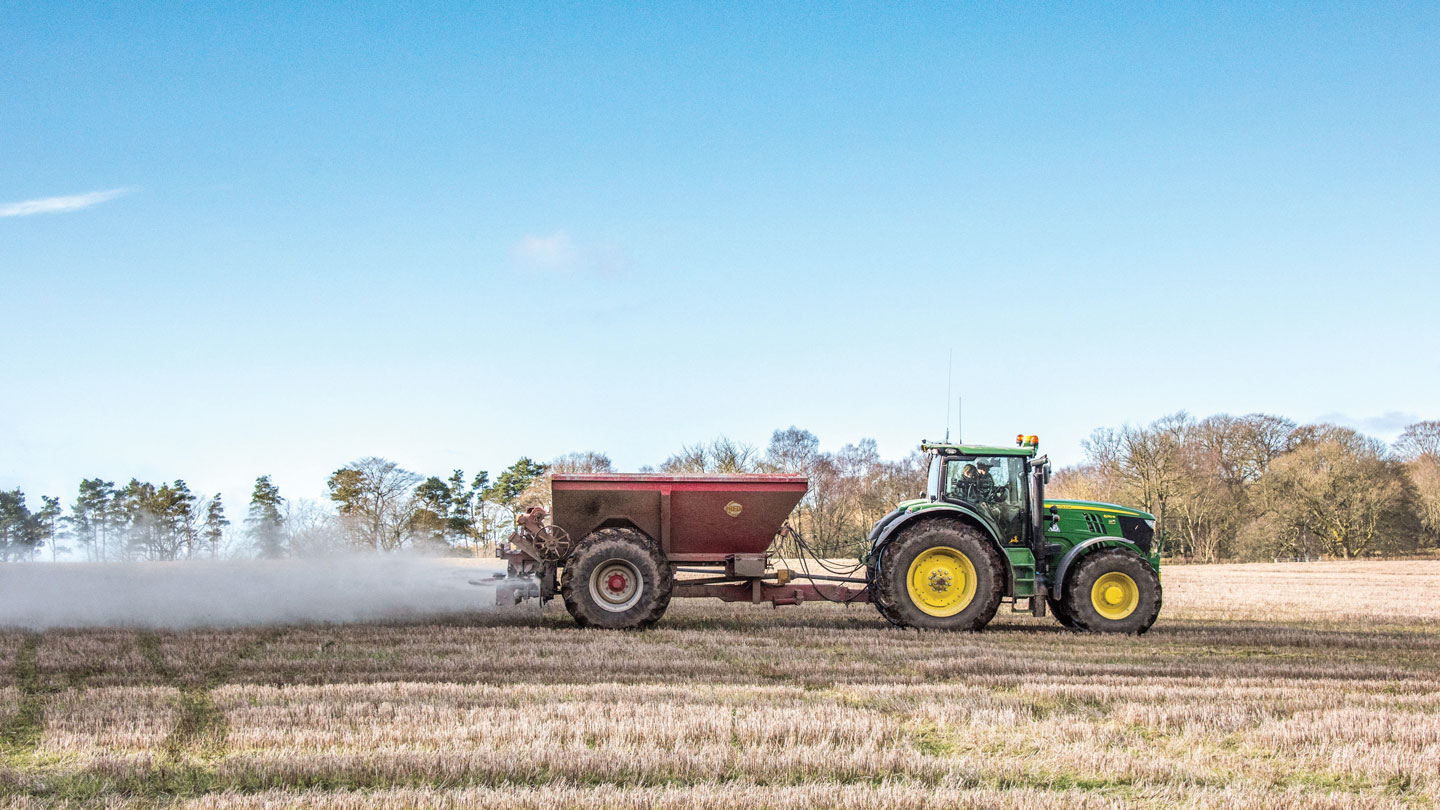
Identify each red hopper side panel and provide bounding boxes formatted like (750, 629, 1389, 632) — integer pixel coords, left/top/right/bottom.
(550, 474, 808, 560)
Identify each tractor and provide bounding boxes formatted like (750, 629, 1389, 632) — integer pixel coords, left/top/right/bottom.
(864, 436, 1162, 634)
(496, 435, 1162, 634)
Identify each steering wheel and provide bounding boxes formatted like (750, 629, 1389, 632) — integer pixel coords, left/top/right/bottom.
(955, 476, 1003, 505)
(966, 475, 1006, 504)
(968, 477, 997, 502)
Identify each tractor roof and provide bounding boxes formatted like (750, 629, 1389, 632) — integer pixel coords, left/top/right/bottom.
(920, 441, 1036, 458)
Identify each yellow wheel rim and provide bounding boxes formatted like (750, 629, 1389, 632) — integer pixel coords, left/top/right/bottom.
(1090, 571, 1140, 620)
(906, 547, 977, 617)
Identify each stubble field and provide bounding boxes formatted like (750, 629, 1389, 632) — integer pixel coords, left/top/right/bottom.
(2, 559, 1439, 809)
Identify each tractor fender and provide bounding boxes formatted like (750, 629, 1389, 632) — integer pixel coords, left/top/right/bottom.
(865, 507, 907, 547)
(1051, 537, 1147, 595)
(870, 505, 1013, 594)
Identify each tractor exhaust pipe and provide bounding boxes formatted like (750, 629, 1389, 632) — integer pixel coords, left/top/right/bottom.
(1028, 454, 1052, 617)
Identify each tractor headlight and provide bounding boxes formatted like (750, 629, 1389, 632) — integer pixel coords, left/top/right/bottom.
(1144, 519, 1156, 530)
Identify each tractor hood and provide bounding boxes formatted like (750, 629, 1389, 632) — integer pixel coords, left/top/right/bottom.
(1045, 499, 1156, 521)
(894, 497, 1155, 521)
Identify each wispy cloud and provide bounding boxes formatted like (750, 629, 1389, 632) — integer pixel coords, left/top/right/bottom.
(511, 230, 627, 275)
(0, 187, 136, 218)
(1316, 410, 1420, 435)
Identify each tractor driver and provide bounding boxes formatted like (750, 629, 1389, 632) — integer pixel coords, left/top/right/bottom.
(956, 462, 997, 501)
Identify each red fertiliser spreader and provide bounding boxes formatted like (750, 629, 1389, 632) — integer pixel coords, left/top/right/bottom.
(494, 473, 868, 629)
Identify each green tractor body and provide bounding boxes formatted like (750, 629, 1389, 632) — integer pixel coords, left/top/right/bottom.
(864, 438, 1162, 633)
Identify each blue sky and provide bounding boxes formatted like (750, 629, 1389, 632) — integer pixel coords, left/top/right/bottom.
(2, 2, 1438, 515)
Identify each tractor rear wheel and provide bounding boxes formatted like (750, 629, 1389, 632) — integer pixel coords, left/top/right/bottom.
(1061, 548, 1161, 635)
(866, 554, 907, 627)
(876, 522, 1004, 631)
(561, 528, 673, 630)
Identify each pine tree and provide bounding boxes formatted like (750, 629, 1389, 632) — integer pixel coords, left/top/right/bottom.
(487, 458, 548, 506)
(165, 480, 199, 559)
(446, 469, 476, 552)
(470, 470, 495, 550)
(247, 476, 286, 558)
(0, 489, 41, 561)
(470, 471, 491, 494)
(72, 479, 118, 561)
(38, 496, 63, 561)
(411, 476, 453, 548)
(202, 495, 230, 559)
(120, 479, 158, 560)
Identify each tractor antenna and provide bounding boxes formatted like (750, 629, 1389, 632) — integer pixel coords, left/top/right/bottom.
(957, 396, 962, 443)
(944, 349, 953, 441)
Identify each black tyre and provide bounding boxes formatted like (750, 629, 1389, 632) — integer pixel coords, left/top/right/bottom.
(1048, 595, 1078, 629)
(866, 554, 907, 628)
(1061, 548, 1162, 635)
(876, 522, 1004, 631)
(560, 528, 673, 630)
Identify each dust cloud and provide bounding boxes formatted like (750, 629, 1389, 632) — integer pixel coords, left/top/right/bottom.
(0, 555, 515, 630)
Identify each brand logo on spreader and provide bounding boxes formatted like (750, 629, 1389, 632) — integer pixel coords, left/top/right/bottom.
(724, 501, 743, 518)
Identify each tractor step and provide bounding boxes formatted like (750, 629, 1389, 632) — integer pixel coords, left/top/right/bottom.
(1004, 547, 1037, 599)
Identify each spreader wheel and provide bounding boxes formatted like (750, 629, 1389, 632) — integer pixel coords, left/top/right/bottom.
(876, 522, 1004, 631)
(1061, 548, 1162, 635)
(560, 527, 673, 630)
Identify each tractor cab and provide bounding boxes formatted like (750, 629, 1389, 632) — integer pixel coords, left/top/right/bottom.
(921, 437, 1038, 547)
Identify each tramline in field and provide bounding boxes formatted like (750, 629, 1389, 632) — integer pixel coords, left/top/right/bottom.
(495, 436, 1163, 633)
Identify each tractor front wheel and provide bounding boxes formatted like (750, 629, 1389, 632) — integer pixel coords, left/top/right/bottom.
(1047, 595, 1078, 629)
(561, 528, 673, 630)
(876, 522, 1004, 631)
(1061, 548, 1161, 635)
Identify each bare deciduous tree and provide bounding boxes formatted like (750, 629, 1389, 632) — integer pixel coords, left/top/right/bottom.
(1396, 420, 1440, 547)
(1056, 412, 1320, 561)
(519, 451, 615, 508)
(1258, 426, 1418, 559)
(660, 437, 758, 474)
(327, 457, 421, 551)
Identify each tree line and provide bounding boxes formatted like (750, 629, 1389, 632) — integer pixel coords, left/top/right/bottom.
(0, 459, 554, 562)
(1049, 414, 1440, 561)
(2, 415, 1435, 562)
(0, 479, 229, 563)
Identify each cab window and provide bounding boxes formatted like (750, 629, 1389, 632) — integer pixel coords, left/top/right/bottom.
(926, 455, 942, 500)
(943, 456, 1026, 542)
